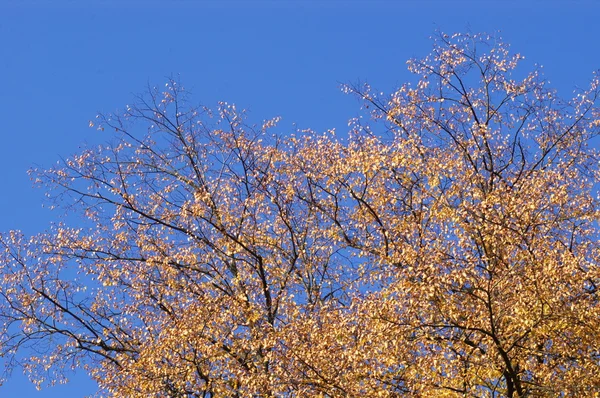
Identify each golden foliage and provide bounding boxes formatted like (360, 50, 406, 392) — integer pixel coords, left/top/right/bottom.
(1, 33, 600, 397)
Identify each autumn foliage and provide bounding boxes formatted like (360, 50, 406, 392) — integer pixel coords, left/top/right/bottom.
(1, 33, 600, 397)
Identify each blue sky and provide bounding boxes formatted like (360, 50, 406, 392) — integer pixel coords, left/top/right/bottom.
(1, 1, 599, 396)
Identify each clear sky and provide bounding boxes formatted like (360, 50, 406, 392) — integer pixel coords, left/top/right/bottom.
(1, 1, 599, 396)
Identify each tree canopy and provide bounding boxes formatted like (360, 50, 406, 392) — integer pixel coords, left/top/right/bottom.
(1, 33, 600, 397)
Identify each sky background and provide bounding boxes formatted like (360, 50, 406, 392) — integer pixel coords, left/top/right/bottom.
(1, 0, 599, 396)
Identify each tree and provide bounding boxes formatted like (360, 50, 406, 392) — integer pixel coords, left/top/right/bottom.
(1, 32, 600, 397)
